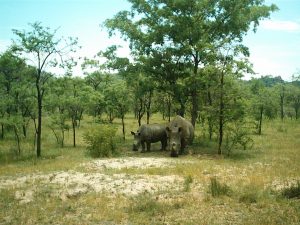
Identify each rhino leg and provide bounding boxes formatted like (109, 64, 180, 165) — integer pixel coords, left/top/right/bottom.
(146, 142, 151, 152)
(179, 139, 186, 155)
(141, 141, 146, 153)
(161, 139, 167, 151)
(170, 150, 178, 157)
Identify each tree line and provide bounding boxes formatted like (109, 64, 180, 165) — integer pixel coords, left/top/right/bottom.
(1, 0, 299, 158)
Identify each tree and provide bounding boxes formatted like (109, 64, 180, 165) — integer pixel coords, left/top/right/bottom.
(104, 79, 132, 140)
(0, 49, 27, 139)
(250, 79, 277, 135)
(287, 84, 300, 120)
(12, 22, 78, 157)
(45, 77, 70, 147)
(273, 83, 286, 121)
(105, 0, 277, 128)
(259, 75, 284, 87)
(65, 77, 92, 147)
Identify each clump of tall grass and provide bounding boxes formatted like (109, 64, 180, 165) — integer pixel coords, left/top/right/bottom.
(281, 181, 300, 199)
(128, 194, 165, 216)
(209, 177, 232, 197)
(183, 175, 193, 192)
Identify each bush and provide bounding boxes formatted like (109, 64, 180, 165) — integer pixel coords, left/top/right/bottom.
(83, 125, 119, 158)
(281, 181, 300, 199)
(225, 121, 254, 155)
(184, 175, 193, 192)
(209, 177, 232, 197)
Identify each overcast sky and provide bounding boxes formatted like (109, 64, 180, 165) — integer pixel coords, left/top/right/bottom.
(0, 0, 299, 81)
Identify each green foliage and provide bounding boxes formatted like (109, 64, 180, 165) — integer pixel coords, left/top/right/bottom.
(259, 75, 284, 87)
(183, 175, 193, 192)
(209, 177, 232, 197)
(83, 125, 118, 158)
(281, 181, 300, 199)
(224, 121, 254, 155)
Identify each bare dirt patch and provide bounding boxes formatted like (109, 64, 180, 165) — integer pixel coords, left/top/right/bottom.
(82, 157, 193, 170)
(0, 157, 191, 204)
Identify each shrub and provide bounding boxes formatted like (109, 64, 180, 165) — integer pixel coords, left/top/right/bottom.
(184, 175, 193, 192)
(224, 121, 254, 156)
(281, 181, 300, 199)
(209, 177, 232, 197)
(83, 125, 119, 158)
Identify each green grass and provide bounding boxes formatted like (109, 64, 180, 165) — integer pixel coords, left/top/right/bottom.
(209, 177, 232, 197)
(0, 115, 300, 224)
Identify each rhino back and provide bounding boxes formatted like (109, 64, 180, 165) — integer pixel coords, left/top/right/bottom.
(139, 124, 166, 142)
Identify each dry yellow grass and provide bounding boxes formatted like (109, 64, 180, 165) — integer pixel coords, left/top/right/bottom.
(0, 115, 299, 224)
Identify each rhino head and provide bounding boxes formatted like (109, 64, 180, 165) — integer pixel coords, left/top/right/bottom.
(166, 126, 182, 157)
(131, 131, 141, 151)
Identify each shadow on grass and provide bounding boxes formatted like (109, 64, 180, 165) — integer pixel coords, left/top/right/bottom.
(226, 150, 257, 161)
(118, 137, 257, 161)
(188, 136, 260, 161)
(0, 146, 84, 166)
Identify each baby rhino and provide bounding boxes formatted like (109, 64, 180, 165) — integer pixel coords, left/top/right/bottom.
(131, 124, 167, 152)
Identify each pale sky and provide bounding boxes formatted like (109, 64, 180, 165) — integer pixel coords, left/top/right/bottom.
(0, 0, 299, 81)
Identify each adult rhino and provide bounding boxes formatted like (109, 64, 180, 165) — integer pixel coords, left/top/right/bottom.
(131, 124, 167, 152)
(166, 115, 194, 157)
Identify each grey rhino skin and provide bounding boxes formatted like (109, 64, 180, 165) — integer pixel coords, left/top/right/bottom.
(131, 124, 167, 152)
(166, 115, 194, 157)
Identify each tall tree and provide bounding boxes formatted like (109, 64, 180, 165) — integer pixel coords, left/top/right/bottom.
(12, 22, 78, 157)
(104, 79, 132, 140)
(250, 79, 277, 135)
(273, 83, 286, 121)
(287, 84, 300, 120)
(0, 50, 27, 139)
(105, 0, 277, 127)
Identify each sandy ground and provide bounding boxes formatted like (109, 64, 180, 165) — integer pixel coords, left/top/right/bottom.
(0, 157, 297, 204)
(83, 156, 196, 170)
(0, 157, 192, 204)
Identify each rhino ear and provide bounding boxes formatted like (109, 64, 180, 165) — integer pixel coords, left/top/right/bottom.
(131, 131, 135, 135)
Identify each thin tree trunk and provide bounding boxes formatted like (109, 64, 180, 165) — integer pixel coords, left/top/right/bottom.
(22, 124, 27, 138)
(72, 118, 76, 147)
(36, 91, 42, 157)
(258, 107, 263, 135)
(32, 117, 37, 152)
(218, 71, 224, 155)
(167, 95, 171, 122)
(207, 88, 213, 140)
(61, 129, 65, 148)
(122, 115, 125, 141)
(1, 124, 3, 139)
(191, 54, 200, 128)
(138, 98, 145, 126)
(14, 126, 21, 156)
(280, 95, 284, 121)
(146, 91, 152, 124)
(191, 90, 198, 128)
(178, 101, 185, 117)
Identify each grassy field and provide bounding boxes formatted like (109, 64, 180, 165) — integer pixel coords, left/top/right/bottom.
(0, 114, 299, 225)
